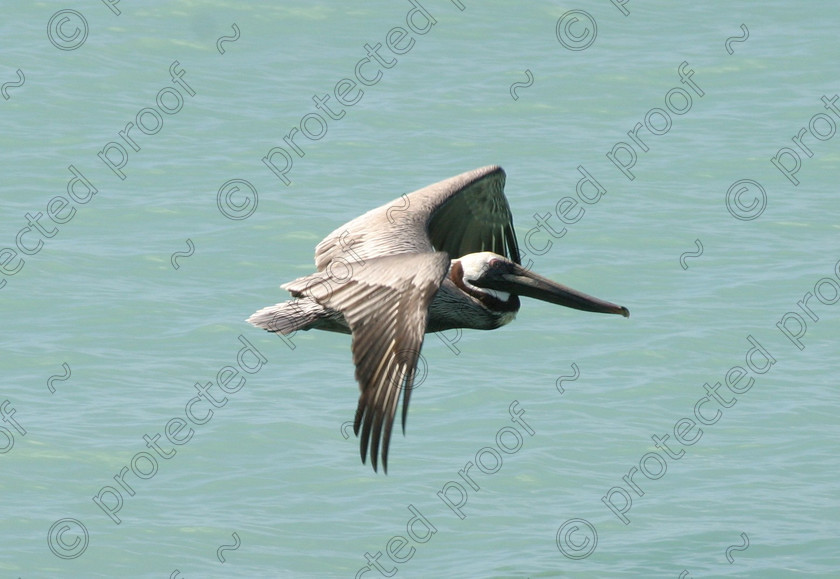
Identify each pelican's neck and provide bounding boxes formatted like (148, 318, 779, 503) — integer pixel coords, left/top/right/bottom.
(449, 259, 518, 312)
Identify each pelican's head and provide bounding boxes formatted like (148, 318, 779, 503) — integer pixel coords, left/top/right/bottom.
(455, 252, 629, 317)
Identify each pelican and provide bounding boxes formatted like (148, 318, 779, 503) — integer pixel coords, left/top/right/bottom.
(248, 166, 628, 472)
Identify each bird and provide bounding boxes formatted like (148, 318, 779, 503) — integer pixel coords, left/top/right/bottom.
(247, 165, 629, 473)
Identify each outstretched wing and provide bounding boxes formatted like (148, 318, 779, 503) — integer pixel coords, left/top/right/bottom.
(283, 251, 451, 472)
(313, 166, 520, 271)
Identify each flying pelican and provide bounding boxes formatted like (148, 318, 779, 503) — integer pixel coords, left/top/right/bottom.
(248, 166, 628, 473)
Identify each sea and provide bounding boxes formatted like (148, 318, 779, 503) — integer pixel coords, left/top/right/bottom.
(1, 1, 838, 577)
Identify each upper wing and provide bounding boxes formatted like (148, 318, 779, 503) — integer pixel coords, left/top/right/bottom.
(284, 251, 451, 473)
(313, 166, 520, 271)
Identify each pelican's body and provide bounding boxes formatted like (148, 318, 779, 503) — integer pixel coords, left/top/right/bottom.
(248, 166, 628, 472)
(270, 254, 519, 336)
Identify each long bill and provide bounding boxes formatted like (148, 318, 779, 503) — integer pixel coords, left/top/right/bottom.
(477, 263, 630, 318)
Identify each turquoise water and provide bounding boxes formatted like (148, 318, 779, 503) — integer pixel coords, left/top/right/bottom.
(2, 1, 839, 577)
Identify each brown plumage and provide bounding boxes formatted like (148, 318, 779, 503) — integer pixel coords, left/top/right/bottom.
(248, 166, 628, 472)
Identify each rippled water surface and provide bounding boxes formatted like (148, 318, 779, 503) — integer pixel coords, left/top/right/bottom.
(2, 1, 839, 577)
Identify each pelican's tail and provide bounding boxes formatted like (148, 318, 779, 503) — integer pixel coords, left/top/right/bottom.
(247, 298, 326, 335)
